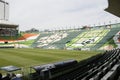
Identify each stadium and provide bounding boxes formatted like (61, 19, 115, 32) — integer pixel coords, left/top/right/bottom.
(0, 0, 120, 80)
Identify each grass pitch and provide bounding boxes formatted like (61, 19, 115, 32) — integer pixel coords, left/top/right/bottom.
(0, 48, 99, 67)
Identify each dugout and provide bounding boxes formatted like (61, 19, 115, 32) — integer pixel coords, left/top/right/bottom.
(0, 65, 22, 79)
(0, 65, 21, 72)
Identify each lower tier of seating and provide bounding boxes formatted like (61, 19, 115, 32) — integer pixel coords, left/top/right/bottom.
(30, 49, 120, 80)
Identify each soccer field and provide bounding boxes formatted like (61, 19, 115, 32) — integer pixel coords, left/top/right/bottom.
(0, 49, 99, 67)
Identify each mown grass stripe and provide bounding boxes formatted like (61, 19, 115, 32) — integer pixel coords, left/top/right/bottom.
(0, 49, 80, 62)
(0, 58, 22, 67)
(0, 53, 39, 67)
(0, 49, 99, 67)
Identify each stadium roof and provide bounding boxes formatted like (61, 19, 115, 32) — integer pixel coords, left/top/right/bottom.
(0, 20, 18, 28)
(105, 0, 120, 17)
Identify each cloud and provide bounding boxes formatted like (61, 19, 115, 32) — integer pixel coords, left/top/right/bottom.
(6, 0, 120, 31)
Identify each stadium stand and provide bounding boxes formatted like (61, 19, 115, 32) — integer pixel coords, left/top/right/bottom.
(32, 30, 83, 49)
(66, 28, 110, 50)
(29, 23, 120, 50)
(28, 48, 120, 80)
(39, 32, 68, 49)
(92, 23, 120, 50)
(0, 23, 119, 49)
(43, 30, 84, 49)
(31, 32, 53, 48)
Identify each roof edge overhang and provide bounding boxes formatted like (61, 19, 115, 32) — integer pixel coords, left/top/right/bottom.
(105, 0, 120, 17)
(0, 21, 19, 28)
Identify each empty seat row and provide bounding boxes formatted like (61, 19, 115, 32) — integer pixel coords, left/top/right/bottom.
(51, 49, 120, 80)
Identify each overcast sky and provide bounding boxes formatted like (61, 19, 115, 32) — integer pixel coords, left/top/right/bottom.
(6, 0, 120, 31)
